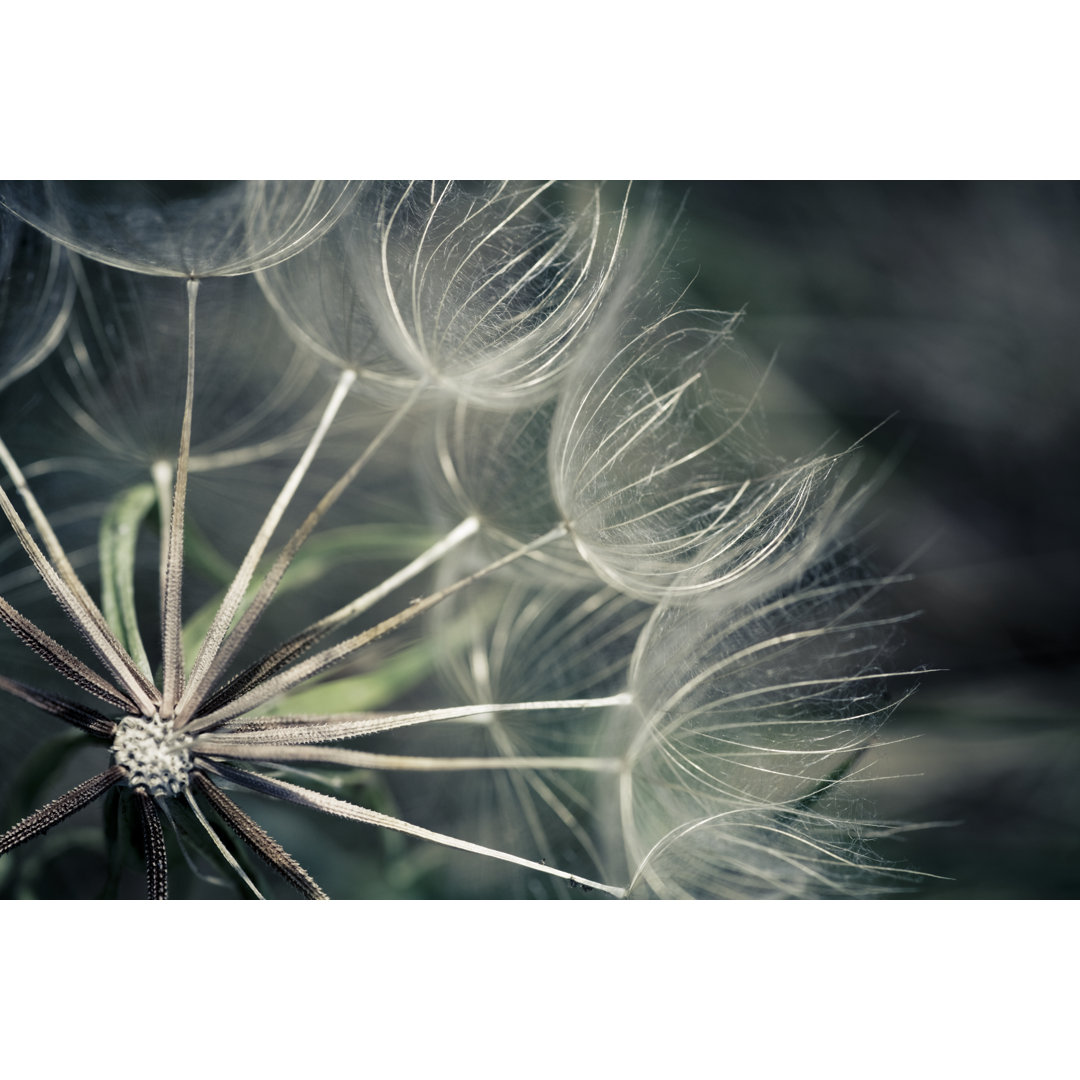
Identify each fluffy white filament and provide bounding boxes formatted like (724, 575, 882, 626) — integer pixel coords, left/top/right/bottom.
(551, 309, 851, 601)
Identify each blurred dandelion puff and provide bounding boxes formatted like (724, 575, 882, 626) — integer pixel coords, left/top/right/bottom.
(549, 308, 860, 602)
(614, 554, 931, 898)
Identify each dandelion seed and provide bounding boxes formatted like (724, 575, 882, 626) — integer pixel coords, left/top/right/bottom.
(550, 309, 853, 602)
(0, 181, 362, 278)
(613, 554, 922, 897)
(259, 181, 629, 409)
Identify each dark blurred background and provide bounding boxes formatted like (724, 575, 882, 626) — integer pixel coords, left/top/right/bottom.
(666, 181, 1080, 898)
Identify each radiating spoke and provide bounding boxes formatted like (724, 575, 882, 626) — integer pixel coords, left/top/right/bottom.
(0, 674, 116, 738)
(197, 741, 622, 772)
(0, 766, 125, 856)
(0, 592, 135, 712)
(192, 772, 327, 900)
(161, 279, 198, 717)
(196, 516, 479, 718)
(179, 368, 356, 717)
(182, 785, 265, 899)
(200, 693, 634, 743)
(205, 760, 625, 898)
(135, 790, 169, 900)
(0, 432, 159, 708)
(0, 476, 156, 713)
(175, 384, 425, 726)
(186, 524, 568, 733)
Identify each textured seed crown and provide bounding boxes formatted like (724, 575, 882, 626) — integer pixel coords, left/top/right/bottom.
(112, 714, 193, 798)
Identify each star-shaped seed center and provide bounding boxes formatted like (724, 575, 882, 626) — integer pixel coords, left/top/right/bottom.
(112, 713, 194, 799)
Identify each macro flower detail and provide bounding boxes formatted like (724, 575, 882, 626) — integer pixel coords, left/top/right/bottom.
(0, 211, 75, 394)
(613, 555, 922, 897)
(111, 714, 194, 799)
(0, 181, 362, 278)
(258, 181, 629, 408)
(0, 181, 919, 900)
(550, 308, 854, 602)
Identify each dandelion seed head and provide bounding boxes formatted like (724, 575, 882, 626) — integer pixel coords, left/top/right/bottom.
(0, 180, 918, 901)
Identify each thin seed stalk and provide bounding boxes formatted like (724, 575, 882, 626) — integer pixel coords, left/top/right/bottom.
(195, 516, 479, 718)
(0, 766, 125, 856)
(192, 772, 327, 899)
(206, 760, 625, 898)
(136, 790, 169, 900)
(186, 523, 569, 732)
(176, 383, 426, 726)
(161, 278, 199, 716)
(178, 367, 357, 716)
